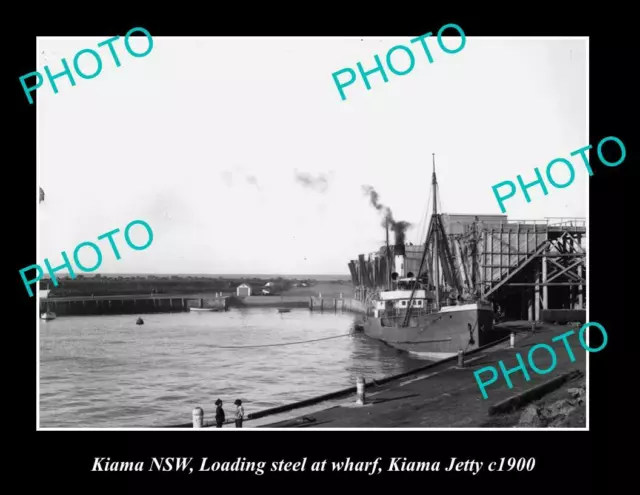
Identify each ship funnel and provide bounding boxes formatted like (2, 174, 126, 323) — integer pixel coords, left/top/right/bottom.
(394, 256, 405, 278)
(393, 244, 406, 278)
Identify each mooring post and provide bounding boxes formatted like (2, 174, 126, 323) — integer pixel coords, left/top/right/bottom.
(510, 332, 515, 348)
(457, 349, 465, 367)
(193, 407, 204, 428)
(356, 376, 365, 405)
(531, 321, 536, 333)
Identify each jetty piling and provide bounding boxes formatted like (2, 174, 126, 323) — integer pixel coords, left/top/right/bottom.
(193, 407, 204, 428)
(356, 376, 366, 405)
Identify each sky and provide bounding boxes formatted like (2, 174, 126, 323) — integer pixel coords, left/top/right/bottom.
(36, 35, 587, 276)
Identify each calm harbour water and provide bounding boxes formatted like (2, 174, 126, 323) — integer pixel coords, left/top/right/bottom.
(39, 308, 428, 428)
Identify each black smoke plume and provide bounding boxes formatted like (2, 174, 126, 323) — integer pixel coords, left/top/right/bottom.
(361, 185, 411, 245)
(294, 171, 329, 193)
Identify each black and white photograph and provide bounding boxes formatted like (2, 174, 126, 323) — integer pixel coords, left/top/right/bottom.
(33, 33, 591, 431)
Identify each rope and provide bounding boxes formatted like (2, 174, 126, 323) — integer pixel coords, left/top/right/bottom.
(462, 318, 479, 354)
(207, 333, 353, 349)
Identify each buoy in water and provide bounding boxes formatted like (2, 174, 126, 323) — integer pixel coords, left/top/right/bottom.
(136, 317, 144, 325)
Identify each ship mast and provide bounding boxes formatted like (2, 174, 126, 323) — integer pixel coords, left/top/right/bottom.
(432, 153, 440, 310)
(400, 152, 436, 328)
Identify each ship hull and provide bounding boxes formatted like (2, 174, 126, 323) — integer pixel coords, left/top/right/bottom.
(362, 303, 508, 359)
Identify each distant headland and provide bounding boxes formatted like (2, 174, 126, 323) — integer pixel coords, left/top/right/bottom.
(40, 273, 352, 298)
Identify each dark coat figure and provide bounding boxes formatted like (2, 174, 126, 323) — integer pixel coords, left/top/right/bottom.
(234, 399, 244, 428)
(215, 399, 225, 428)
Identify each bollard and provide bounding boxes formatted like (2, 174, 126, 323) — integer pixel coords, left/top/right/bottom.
(193, 407, 204, 428)
(531, 321, 536, 333)
(356, 376, 365, 405)
(510, 332, 515, 348)
(457, 349, 465, 367)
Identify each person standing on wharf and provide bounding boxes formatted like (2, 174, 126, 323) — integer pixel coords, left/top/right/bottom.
(19, 219, 154, 297)
(19, 27, 153, 105)
(331, 23, 466, 101)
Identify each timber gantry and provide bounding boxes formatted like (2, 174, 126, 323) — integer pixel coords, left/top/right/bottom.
(348, 216, 586, 322)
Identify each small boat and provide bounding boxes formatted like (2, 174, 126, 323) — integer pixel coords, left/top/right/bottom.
(40, 311, 57, 321)
(136, 317, 144, 325)
(189, 307, 221, 312)
(277, 308, 291, 313)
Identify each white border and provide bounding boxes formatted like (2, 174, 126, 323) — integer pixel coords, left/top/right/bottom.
(36, 35, 590, 431)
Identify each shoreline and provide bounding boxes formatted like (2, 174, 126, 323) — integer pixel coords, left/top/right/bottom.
(166, 322, 586, 429)
(259, 322, 586, 428)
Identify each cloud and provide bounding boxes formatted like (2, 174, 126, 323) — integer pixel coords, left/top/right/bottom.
(293, 170, 330, 193)
(246, 175, 260, 190)
(221, 171, 233, 186)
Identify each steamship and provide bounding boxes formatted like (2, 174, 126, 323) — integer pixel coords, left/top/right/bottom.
(351, 155, 507, 360)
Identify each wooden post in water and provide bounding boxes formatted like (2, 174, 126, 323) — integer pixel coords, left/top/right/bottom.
(510, 332, 515, 348)
(356, 376, 365, 405)
(192, 407, 204, 428)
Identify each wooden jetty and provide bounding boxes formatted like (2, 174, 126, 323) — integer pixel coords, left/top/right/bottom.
(169, 322, 586, 428)
(39, 293, 228, 316)
(347, 216, 587, 323)
(38, 293, 369, 317)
